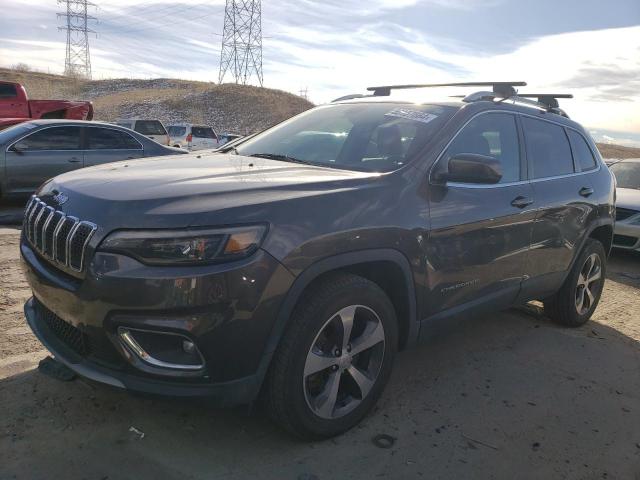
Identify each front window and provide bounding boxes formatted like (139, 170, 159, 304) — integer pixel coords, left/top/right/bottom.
(235, 103, 456, 172)
(610, 162, 640, 190)
(13, 126, 81, 151)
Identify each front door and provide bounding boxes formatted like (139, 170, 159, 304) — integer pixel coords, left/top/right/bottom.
(5, 126, 83, 196)
(425, 112, 536, 318)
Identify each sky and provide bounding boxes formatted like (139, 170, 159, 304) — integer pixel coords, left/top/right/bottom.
(0, 0, 639, 146)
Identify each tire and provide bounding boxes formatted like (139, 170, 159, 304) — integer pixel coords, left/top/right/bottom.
(544, 238, 606, 327)
(265, 273, 398, 439)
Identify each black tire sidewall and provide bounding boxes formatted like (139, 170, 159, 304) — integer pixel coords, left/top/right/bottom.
(283, 279, 398, 438)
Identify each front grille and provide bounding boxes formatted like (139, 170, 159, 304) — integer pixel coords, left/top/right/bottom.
(615, 207, 639, 221)
(36, 299, 92, 356)
(613, 234, 638, 247)
(24, 196, 97, 272)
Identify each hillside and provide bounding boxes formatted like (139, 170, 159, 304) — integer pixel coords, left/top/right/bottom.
(0, 68, 313, 135)
(596, 143, 640, 160)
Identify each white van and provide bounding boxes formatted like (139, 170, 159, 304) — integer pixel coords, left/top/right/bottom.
(116, 119, 170, 146)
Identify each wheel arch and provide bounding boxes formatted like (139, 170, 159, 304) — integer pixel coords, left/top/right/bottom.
(254, 249, 419, 392)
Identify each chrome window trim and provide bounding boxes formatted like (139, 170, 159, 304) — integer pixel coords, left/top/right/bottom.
(428, 109, 602, 190)
(6, 124, 144, 153)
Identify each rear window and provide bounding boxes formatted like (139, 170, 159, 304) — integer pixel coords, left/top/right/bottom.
(568, 130, 597, 172)
(168, 126, 187, 137)
(134, 120, 166, 136)
(88, 127, 141, 150)
(236, 103, 456, 172)
(0, 84, 17, 98)
(192, 126, 216, 139)
(522, 117, 574, 179)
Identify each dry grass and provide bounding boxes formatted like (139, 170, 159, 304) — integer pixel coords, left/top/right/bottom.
(597, 143, 640, 160)
(0, 67, 313, 134)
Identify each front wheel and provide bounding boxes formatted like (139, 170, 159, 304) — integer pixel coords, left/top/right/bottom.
(544, 238, 606, 327)
(265, 273, 398, 439)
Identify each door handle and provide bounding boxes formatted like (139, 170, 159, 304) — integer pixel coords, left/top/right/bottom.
(67, 157, 81, 163)
(579, 187, 594, 197)
(511, 196, 534, 209)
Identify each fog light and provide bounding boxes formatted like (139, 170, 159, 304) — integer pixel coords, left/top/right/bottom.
(182, 339, 195, 354)
(118, 327, 204, 371)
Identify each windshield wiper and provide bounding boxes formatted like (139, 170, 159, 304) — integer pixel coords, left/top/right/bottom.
(248, 153, 311, 165)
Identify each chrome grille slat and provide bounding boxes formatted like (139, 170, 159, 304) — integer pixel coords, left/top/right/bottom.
(22, 196, 97, 273)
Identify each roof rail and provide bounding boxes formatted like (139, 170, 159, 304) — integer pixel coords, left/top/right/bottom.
(515, 94, 573, 109)
(366, 81, 527, 97)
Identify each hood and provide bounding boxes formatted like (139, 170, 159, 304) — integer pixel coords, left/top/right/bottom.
(616, 187, 640, 210)
(39, 153, 379, 229)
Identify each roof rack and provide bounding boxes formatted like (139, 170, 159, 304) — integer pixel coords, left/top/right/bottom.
(515, 94, 573, 109)
(366, 81, 527, 97)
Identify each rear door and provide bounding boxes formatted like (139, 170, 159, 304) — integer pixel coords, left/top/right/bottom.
(5, 126, 83, 195)
(520, 116, 597, 298)
(426, 111, 536, 316)
(83, 126, 144, 167)
(191, 126, 218, 150)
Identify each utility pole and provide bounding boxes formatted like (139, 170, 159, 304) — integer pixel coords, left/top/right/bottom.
(57, 0, 96, 79)
(218, 0, 263, 86)
(299, 87, 308, 100)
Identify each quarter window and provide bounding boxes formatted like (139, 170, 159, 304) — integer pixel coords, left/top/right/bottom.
(522, 117, 574, 179)
(13, 127, 81, 151)
(88, 128, 141, 150)
(443, 113, 521, 183)
(567, 129, 597, 172)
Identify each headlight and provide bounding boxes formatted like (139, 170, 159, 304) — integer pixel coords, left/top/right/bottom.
(99, 225, 267, 265)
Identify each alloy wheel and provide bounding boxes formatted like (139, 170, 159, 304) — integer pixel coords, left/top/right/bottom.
(575, 253, 602, 315)
(303, 305, 386, 420)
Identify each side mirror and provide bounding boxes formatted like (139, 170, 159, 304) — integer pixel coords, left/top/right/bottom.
(433, 153, 502, 184)
(9, 144, 23, 155)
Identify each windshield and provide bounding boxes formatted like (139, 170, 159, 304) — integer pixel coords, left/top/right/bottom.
(610, 162, 640, 189)
(0, 122, 36, 143)
(235, 103, 456, 172)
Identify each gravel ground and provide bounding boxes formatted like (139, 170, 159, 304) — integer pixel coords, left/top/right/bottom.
(1, 226, 639, 480)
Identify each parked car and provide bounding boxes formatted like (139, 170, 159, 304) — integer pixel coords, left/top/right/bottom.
(167, 123, 220, 151)
(218, 133, 243, 146)
(608, 159, 640, 249)
(0, 120, 185, 200)
(21, 82, 614, 439)
(115, 118, 170, 146)
(0, 81, 93, 122)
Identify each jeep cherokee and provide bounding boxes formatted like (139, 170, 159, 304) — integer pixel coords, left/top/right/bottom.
(20, 81, 615, 438)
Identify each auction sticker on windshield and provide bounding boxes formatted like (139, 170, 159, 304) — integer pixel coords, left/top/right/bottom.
(385, 108, 439, 124)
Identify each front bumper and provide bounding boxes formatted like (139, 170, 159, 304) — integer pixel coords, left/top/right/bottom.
(21, 240, 295, 403)
(613, 222, 640, 250)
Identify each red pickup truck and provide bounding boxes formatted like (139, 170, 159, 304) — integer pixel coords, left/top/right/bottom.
(0, 81, 93, 130)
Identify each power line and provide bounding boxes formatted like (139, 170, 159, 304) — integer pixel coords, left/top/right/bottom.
(218, 0, 263, 86)
(57, 0, 97, 79)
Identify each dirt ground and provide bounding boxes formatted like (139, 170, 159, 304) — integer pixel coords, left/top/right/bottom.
(1, 225, 639, 480)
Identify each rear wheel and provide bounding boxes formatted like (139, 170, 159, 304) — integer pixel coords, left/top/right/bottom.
(265, 273, 398, 439)
(544, 238, 606, 327)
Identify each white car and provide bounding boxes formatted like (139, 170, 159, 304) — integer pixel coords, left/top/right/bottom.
(115, 119, 170, 146)
(167, 124, 220, 151)
(609, 159, 640, 250)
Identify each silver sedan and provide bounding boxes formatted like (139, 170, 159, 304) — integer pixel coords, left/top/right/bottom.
(0, 119, 186, 200)
(609, 159, 640, 250)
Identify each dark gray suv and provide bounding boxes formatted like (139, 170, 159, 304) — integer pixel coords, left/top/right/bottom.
(20, 82, 615, 438)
